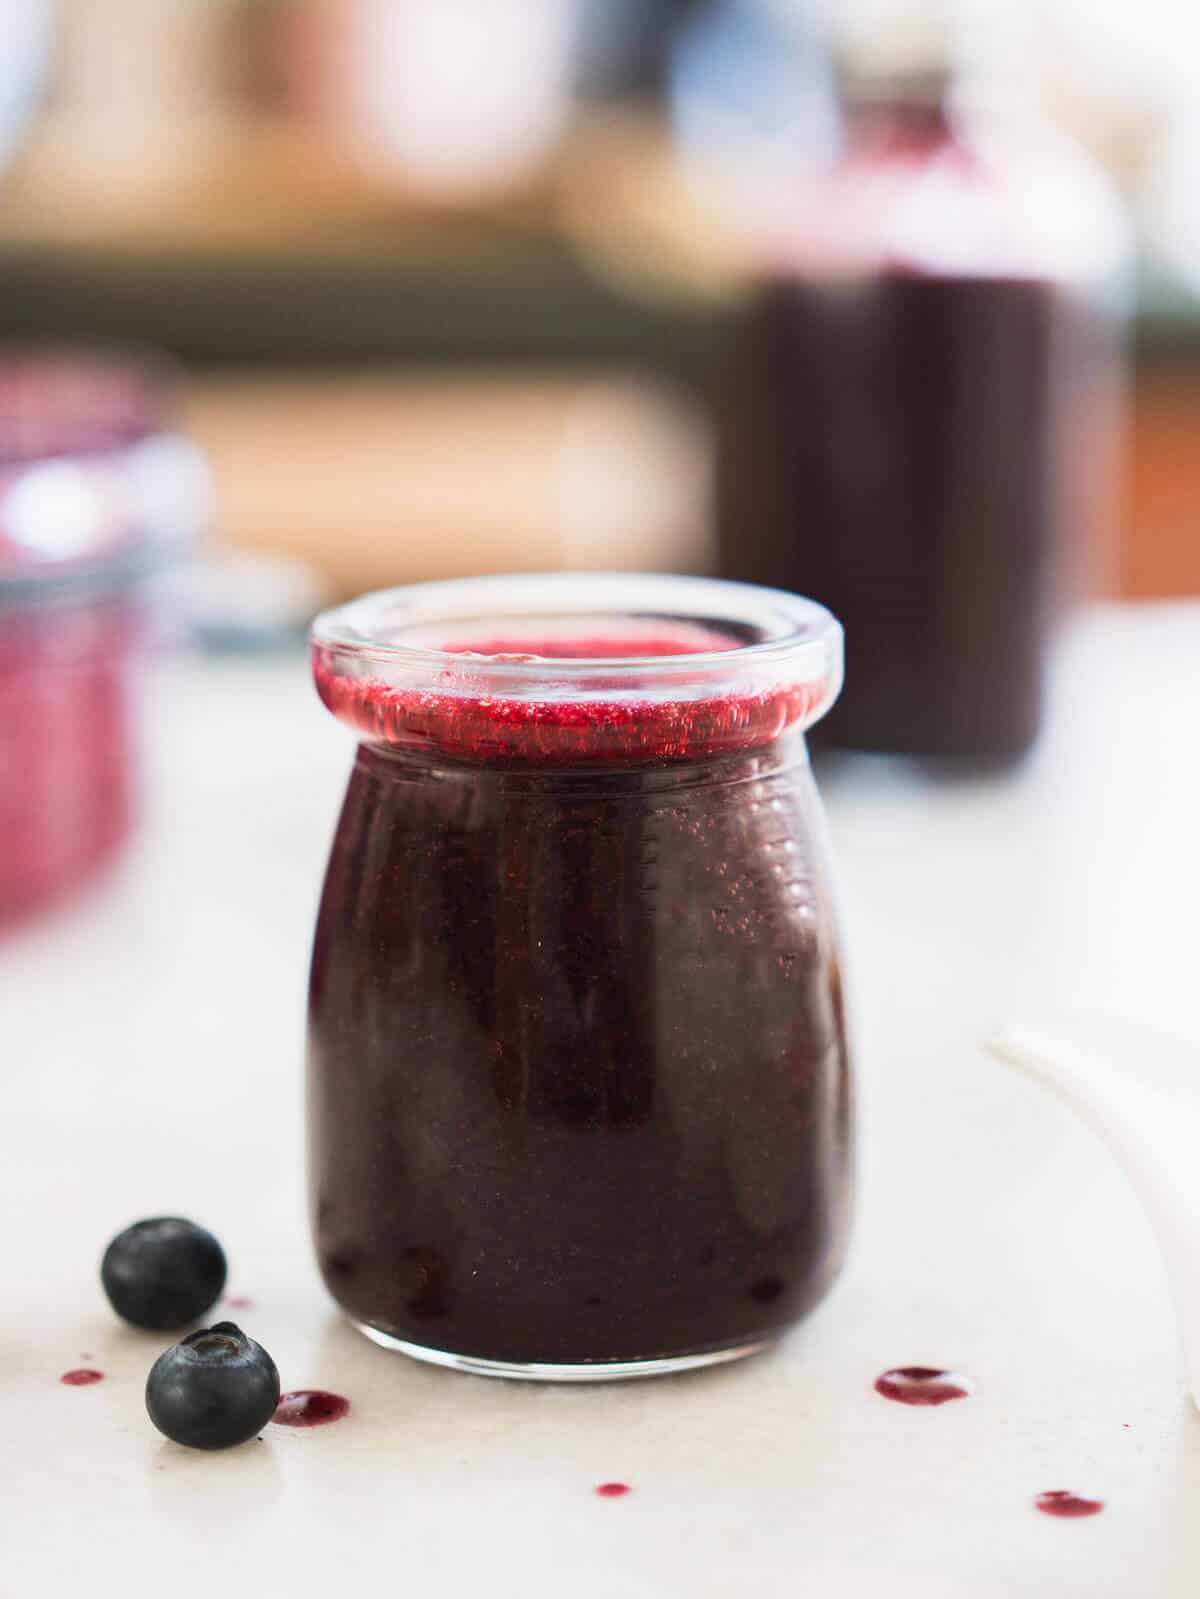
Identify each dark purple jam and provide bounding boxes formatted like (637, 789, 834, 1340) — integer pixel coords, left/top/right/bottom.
(308, 626, 852, 1368)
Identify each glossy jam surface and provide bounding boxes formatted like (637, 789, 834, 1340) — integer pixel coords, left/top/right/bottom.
(0, 602, 140, 929)
(1034, 1491, 1105, 1519)
(309, 625, 852, 1368)
(273, 1390, 351, 1427)
(874, 1366, 973, 1406)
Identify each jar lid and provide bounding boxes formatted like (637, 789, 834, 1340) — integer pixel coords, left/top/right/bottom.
(0, 352, 208, 610)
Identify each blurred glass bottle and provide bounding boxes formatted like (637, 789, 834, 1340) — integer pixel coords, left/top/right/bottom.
(716, 11, 1128, 761)
(0, 352, 207, 931)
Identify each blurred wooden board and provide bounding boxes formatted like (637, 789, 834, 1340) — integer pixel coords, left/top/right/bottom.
(0, 110, 564, 256)
(0, 109, 736, 376)
(183, 371, 711, 597)
(0, 106, 1197, 597)
(1124, 371, 1200, 599)
(0, 237, 724, 375)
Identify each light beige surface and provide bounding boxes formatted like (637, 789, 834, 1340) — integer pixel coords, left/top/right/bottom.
(4, 605, 1199, 1597)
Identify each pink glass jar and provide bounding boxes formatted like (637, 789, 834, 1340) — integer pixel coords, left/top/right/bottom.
(0, 352, 206, 928)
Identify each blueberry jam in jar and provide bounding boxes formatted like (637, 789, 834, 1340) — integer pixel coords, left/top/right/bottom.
(308, 574, 853, 1379)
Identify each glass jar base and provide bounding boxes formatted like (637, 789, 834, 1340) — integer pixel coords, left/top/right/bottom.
(352, 1319, 771, 1382)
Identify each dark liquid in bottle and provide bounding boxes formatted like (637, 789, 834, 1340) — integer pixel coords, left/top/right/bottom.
(719, 269, 1063, 759)
(716, 94, 1108, 762)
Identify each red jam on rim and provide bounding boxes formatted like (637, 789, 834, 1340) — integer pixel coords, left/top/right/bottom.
(312, 604, 835, 766)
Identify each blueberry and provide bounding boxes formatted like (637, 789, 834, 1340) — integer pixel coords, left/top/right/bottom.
(101, 1217, 227, 1330)
(146, 1322, 280, 1450)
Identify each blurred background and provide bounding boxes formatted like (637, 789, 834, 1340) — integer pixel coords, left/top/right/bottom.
(3, 0, 1200, 922)
(0, 0, 1196, 599)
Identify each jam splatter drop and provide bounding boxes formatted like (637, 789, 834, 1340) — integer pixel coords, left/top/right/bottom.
(224, 1295, 254, 1311)
(273, 1390, 350, 1427)
(874, 1366, 973, 1406)
(596, 1482, 632, 1498)
(61, 1368, 104, 1386)
(1035, 1491, 1104, 1519)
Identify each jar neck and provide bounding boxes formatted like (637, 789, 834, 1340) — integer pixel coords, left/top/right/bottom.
(355, 726, 812, 790)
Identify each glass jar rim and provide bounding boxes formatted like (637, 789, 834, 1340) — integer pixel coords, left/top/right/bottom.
(312, 572, 840, 687)
(312, 574, 843, 763)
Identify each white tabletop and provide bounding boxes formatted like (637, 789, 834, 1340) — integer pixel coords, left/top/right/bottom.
(5, 604, 1200, 1598)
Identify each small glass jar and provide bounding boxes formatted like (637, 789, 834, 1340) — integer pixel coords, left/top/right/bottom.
(308, 573, 854, 1379)
(0, 351, 206, 929)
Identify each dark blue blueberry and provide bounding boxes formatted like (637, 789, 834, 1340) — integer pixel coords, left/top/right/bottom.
(146, 1322, 280, 1450)
(101, 1217, 227, 1331)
